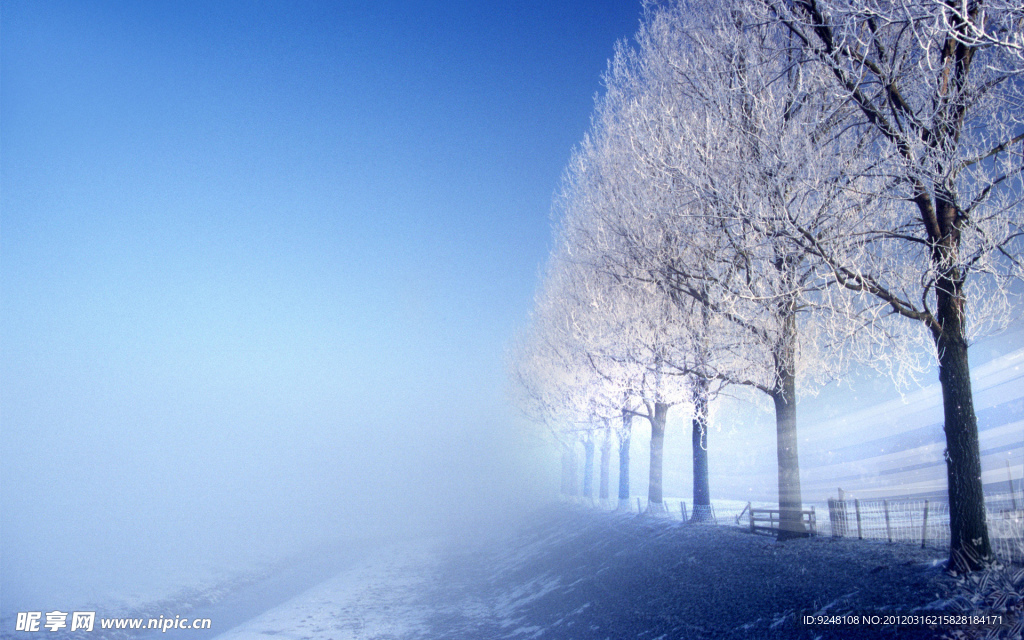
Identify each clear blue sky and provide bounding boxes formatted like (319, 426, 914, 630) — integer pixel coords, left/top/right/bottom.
(1, 0, 643, 611)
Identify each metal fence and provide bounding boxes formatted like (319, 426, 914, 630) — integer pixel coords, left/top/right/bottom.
(822, 493, 1023, 564)
(573, 494, 1023, 564)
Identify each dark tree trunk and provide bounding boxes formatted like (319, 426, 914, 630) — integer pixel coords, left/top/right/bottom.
(934, 280, 992, 570)
(583, 439, 595, 500)
(599, 437, 611, 501)
(647, 402, 669, 513)
(618, 410, 632, 507)
(773, 300, 805, 539)
(690, 376, 712, 522)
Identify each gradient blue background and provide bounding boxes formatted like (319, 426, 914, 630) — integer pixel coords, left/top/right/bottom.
(1, 0, 643, 613)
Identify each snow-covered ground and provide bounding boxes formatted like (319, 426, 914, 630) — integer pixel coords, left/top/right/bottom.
(13, 505, 1022, 640)
(208, 539, 445, 640)
(199, 505, 1024, 639)
(0, 539, 375, 640)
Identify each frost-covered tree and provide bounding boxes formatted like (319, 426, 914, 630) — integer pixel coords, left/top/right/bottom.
(555, 40, 723, 521)
(509, 237, 648, 506)
(560, 0, 869, 536)
(507, 298, 604, 499)
(545, 226, 691, 514)
(761, 0, 1024, 568)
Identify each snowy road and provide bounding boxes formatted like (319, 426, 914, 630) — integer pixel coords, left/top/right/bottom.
(206, 540, 443, 640)
(131, 541, 377, 640)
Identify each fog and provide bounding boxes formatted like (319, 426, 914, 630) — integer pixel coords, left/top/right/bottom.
(4, 2, 1022, 634)
(1, 385, 544, 614)
(0, 0, 642, 621)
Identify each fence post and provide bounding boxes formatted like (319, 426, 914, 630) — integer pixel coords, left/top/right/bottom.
(837, 488, 847, 537)
(855, 499, 862, 540)
(884, 499, 892, 543)
(810, 506, 816, 536)
(921, 499, 929, 549)
(747, 502, 754, 533)
(680, 501, 688, 522)
(1009, 461, 1019, 511)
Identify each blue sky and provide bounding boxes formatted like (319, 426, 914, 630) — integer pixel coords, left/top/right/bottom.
(1, 0, 643, 611)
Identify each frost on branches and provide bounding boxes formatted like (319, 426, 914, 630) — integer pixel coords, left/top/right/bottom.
(510, 0, 1022, 566)
(762, 0, 1024, 570)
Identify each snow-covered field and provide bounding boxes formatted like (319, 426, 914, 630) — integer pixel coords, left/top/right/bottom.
(12, 505, 1022, 640)
(205, 503, 1023, 639)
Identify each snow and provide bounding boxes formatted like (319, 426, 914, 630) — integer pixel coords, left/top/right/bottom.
(210, 540, 443, 640)
(0, 562, 278, 640)
(20, 504, 1017, 640)
(209, 506, 1012, 639)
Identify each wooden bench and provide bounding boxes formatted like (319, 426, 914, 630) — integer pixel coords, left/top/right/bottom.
(744, 502, 816, 536)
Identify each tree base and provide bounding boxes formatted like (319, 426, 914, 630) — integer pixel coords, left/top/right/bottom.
(776, 528, 810, 541)
(644, 500, 669, 517)
(948, 545, 996, 574)
(689, 504, 717, 524)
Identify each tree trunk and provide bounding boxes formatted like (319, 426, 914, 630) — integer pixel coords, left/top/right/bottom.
(583, 439, 595, 500)
(772, 382, 805, 539)
(690, 376, 711, 522)
(618, 410, 632, 510)
(934, 282, 992, 570)
(560, 444, 572, 496)
(599, 436, 611, 501)
(647, 402, 669, 514)
(568, 442, 579, 497)
(773, 300, 805, 539)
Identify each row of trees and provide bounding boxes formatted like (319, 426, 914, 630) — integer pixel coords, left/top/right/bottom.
(510, 0, 1022, 571)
